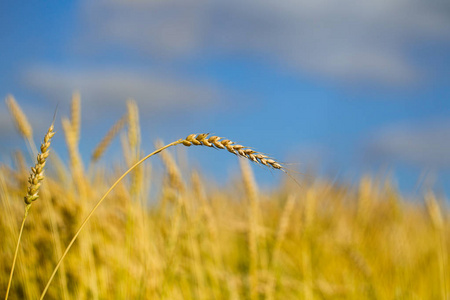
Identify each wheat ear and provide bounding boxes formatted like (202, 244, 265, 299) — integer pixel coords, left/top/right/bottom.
(24, 123, 55, 204)
(127, 99, 141, 159)
(91, 114, 127, 162)
(5, 95, 38, 156)
(182, 134, 283, 170)
(5, 122, 55, 300)
(62, 118, 84, 173)
(41, 133, 283, 298)
(71, 91, 81, 144)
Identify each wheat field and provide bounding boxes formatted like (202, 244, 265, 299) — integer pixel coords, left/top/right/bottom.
(1, 95, 449, 299)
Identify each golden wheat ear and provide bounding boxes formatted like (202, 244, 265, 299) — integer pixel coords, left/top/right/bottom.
(181, 134, 284, 170)
(24, 122, 55, 204)
(5, 95, 33, 140)
(71, 91, 81, 144)
(5, 95, 38, 156)
(91, 114, 127, 163)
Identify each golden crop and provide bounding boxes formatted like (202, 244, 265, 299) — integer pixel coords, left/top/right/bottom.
(1, 95, 448, 299)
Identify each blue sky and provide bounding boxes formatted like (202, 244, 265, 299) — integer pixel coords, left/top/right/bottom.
(1, 0, 450, 197)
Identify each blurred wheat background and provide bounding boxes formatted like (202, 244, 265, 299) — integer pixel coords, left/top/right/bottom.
(1, 96, 448, 299)
(1, 1, 450, 299)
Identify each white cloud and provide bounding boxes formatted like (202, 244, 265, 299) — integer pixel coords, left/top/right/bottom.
(365, 119, 450, 168)
(79, 0, 450, 85)
(23, 65, 221, 117)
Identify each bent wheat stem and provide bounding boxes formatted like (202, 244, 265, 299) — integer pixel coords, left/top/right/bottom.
(40, 134, 283, 299)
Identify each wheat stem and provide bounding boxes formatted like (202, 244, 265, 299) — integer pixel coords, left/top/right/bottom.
(4, 204, 30, 300)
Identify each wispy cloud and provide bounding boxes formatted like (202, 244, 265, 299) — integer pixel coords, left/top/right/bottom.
(79, 0, 450, 85)
(23, 65, 222, 118)
(364, 119, 450, 168)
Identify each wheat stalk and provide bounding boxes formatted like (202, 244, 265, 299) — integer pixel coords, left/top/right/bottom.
(126, 100, 143, 196)
(5, 122, 55, 300)
(240, 159, 261, 300)
(64, 94, 84, 190)
(425, 192, 448, 300)
(267, 194, 296, 300)
(272, 194, 296, 266)
(62, 118, 85, 194)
